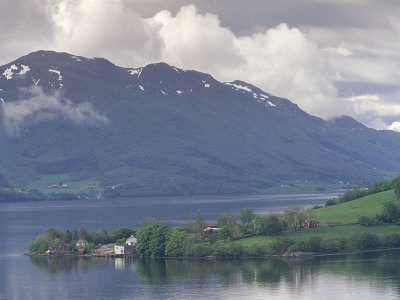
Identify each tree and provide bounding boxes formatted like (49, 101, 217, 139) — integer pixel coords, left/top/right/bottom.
(79, 228, 90, 241)
(108, 227, 135, 242)
(92, 229, 108, 245)
(61, 229, 72, 243)
(165, 229, 187, 256)
(72, 227, 79, 241)
(218, 225, 230, 241)
(192, 210, 207, 242)
(216, 214, 237, 240)
(30, 234, 51, 254)
(240, 207, 255, 228)
(378, 201, 400, 223)
(255, 215, 283, 236)
(136, 224, 170, 257)
(284, 206, 307, 230)
(394, 176, 400, 200)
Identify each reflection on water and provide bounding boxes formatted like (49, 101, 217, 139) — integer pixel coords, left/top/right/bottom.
(28, 250, 400, 299)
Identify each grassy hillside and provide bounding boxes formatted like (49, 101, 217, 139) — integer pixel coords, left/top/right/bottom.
(313, 190, 397, 225)
(233, 224, 400, 247)
(231, 190, 400, 248)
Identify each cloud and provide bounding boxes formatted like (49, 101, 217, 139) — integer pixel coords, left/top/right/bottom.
(44, 0, 162, 67)
(0, 1, 400, 129)
(143, 6, 342, 118)
(389, 121, 400, 132)
(1, 86, 109, 136)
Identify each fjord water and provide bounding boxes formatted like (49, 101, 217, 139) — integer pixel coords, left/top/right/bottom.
(1, 192, 400, 299)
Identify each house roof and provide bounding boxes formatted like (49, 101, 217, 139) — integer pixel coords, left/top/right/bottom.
(126, 235, 137, 244)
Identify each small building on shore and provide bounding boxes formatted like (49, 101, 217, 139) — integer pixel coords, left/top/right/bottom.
(114, 245, 134, 255)
(76, 239, 88, 248)
(126, 235, 137, 246)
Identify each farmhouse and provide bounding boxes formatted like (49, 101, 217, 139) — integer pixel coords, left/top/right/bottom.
(304, 219, 318, 229)
(114, 245, 134, 255)
(204, 226, 221, 232)
(76, 239, 88, 248)
(126, 235, 137, 246)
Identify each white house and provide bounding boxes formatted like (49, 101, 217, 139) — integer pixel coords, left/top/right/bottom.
(114, 245, 134, 255)
(126, 235, 137, 246)
(76, 239, 88, 248)
(114, 245, 125, 255)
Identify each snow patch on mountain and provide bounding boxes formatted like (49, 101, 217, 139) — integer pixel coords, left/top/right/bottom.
(49, 69, 62, 81)
(128, 68, 142, 78)
(202, 80, 210, 88)
(0, 98, 4, 103)
(267, 101, 276, 107)
(139, 85, 144, 91)
(161, 90, 168, 95)
(176, 90, 183, 94)
(19, 65, 30, 75)
(71, 56, 82, 62)
(32, 78, 40, 85)
(225, 82, 252, 93)
(2, 64, 18, 80)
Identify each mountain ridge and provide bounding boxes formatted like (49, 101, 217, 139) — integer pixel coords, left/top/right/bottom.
(0, 50, 399, 196)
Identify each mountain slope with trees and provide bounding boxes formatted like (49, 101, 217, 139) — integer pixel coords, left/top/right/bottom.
(1, 50, 400, 197)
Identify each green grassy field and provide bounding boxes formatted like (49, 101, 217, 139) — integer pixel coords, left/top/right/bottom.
(230, 189, 400, 248)
(27, 174, 101, 195)
(312, 190, 398, 225)
(232, 224, 400, 247)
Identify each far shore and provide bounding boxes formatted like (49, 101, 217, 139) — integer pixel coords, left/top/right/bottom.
(24, 246, 400, 260)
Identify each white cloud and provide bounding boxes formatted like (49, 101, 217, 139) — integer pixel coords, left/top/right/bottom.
(389, 121, 400, 132)
(323, 46, 352, 57)
(0, 2, 400, 129)
(44, 0, 162, 67)
(143, 7, 342, 118)
(1, 86, 109, 136)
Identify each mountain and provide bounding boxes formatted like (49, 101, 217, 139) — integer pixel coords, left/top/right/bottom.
(0, 50, 399, 197)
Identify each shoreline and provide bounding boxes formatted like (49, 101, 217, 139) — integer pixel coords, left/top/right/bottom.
(24, 246, 400, 259)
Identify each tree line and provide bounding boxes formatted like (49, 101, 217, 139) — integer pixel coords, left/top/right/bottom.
(324, 176, 400, 207)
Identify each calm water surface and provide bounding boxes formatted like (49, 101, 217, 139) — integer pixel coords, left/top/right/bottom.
(1, 192, 399, 299)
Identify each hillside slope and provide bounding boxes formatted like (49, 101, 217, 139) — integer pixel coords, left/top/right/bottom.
(313, 190, 397, 225)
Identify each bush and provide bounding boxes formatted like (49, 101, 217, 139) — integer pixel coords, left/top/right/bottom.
(136, 224, 169, 257)
(304, 236, 322, 252)
(321, 238, 346, 253)
(226, 244, 244, 257)
(30, 234, 51, 254)
(245, 245, 268, 256)
(189, 243, 212, 257)
(268, 238, 294, 255)
(312, 205, 323, 210)
(165, 230, 187, 256)
(377, 201, 400, 224)
(353, 232, 380, 250)
(358, 216, 377, 226)
(380, 234, 400, 248)
(325, 198, 337, 207)
(213, 244, 228, 257)
(255, 215, 283, 236)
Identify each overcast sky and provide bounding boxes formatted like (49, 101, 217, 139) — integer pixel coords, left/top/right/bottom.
(1, 0, 400, 130)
